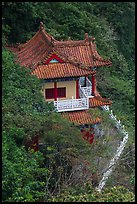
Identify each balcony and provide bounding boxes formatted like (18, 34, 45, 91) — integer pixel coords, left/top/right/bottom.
(54, 97, 89, 112)
(53, 77, 94, 112)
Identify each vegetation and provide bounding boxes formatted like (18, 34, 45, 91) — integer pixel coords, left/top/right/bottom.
(48, 185, 135, 202)
(2, 2, 135, 202)
(2, 49, 92, 202)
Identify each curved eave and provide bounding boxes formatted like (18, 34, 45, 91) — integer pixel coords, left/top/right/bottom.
(89, 96, 112, 108)
(92, 60, 112, 68)
(15, 29, 54, 69)
(90, 42, 112, 68)
(54, 40, 112, 69)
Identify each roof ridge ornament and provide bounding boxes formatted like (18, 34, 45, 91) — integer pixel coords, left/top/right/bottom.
(85, 33, 89, 42)
(39, 22, 44, 30)
(51, 37, 54, 44)
(85, 33, 95, 43)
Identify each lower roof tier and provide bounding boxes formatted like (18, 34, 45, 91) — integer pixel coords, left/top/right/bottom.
(31, 62, 95, 79)
(89, 96, 112, 108)
(61, 110, 102, 125)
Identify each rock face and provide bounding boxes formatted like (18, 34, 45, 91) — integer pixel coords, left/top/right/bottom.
(62, 122, 123, 189)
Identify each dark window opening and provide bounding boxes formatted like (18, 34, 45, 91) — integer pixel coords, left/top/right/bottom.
(45, 87, 66, 99)
(45, 88, 54, 99)
(57, 87, 66, 98)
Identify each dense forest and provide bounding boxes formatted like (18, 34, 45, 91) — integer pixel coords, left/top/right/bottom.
(2, 2, 135, 202)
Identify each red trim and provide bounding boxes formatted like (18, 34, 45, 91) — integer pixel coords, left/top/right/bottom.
(54, 82, 57, 100)
(92, 74, 96, 96)
(81, 129, 94, 145)
(44, 53, 64, 65)
(76, 79, 79, 99)
(89, 133, 94, 144)
(32, 136, 39, 152)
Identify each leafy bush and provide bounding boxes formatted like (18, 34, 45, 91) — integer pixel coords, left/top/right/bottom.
(48, 185, 135, 202)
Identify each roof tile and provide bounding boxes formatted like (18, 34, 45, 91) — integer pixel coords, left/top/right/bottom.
(6, 24, 112, 69)
(31, 63, 95, 79)
(89, 96, 112, 107)
(61, 110, 102, 125)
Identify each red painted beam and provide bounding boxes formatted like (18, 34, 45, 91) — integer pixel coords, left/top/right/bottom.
(54, 82, 57, 101)
(81, 128, 94, 144)
(32, 136, 39, 152)
(76, 79, 79, 99)
(92, 74, 96, 96)
(89, 133, 94, 144)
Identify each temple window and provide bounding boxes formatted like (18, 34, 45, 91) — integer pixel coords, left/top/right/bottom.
(49, 59, 59, 63)
(57, 87, 66, 98)
(45, 87, 66, 99)
(45, 88, 54, 99)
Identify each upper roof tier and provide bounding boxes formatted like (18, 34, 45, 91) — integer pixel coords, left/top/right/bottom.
(6, 22, 112, 69)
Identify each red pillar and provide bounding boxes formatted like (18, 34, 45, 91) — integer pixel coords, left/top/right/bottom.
(54, 82, 57, 100)
(92, 74, 96, 96)
(89, 133, 94, 144)
(76, 79, 79, 99)
(32, 136, 39, 152)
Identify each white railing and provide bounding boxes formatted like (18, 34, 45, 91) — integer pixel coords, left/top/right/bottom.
(101, 105, 127, 131)
(96, 105, 129, 192)
(54, 97, 89, 112)
(79, 85, 87, 98)
(79, 77, 93, 98)
(80, 86, 92, 97)
(86, 77, 92, 87)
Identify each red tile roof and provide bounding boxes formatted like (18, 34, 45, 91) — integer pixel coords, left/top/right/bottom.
(6, 22, 112, 70)
(61, 110, 102, 125)
(89, 96, 112, 108)
(31, 63, 95, 79)
(6, 29, 52, 69)
(54, 41, 112, 68)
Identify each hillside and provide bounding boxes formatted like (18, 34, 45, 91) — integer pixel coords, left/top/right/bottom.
(2, 2, 135, 202)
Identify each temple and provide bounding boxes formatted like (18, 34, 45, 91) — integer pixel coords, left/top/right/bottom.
(7, 22, 112, 147)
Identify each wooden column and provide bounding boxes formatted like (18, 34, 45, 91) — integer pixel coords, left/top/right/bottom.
(32, 135, 39, 152)
(84, 76, 86, 87)
(54, 82, 57, 101)
(76, 79, 79, 99)
(92, 74, 96, 96)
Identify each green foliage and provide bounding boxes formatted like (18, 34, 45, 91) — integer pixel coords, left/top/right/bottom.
(130, 172, 135, 186)
(2, 49, 54, 145)
(2, 50, 53, 114)
(2, 49, 91, 201)
(2, 130, 49, 202)
(48, 185, 135, 202)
